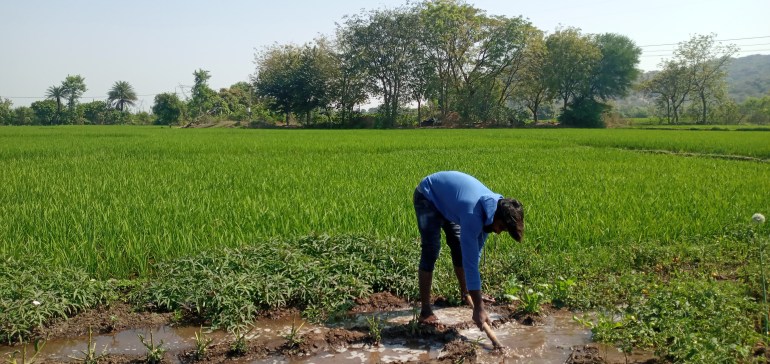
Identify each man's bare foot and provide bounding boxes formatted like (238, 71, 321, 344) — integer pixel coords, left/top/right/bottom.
(418, 312, 439, 325)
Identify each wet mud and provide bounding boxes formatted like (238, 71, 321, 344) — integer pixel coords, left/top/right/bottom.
(0, 293, 657, 363)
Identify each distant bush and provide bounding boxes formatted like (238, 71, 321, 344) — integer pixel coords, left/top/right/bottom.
(558, 98, 608, 128)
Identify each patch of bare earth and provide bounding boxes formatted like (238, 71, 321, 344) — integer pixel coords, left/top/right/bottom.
(566, 344, 662, 364)
(36, 302, 173, 339)
(350, 291, 411, 312)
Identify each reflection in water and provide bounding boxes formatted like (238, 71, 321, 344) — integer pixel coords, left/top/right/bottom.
(0, 307, 595, 363)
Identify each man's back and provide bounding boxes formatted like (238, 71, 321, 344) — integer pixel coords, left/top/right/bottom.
(417, 171, 498, 224)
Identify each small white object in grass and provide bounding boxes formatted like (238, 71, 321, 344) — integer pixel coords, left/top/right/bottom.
(32, 300, 41, 306)
(753, 213, 766, 224)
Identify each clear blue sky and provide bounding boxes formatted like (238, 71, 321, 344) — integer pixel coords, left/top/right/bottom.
(3, 0, 769, 111)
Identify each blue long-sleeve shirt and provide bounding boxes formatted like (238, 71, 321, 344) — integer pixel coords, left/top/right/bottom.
(416, 171, 501, 291)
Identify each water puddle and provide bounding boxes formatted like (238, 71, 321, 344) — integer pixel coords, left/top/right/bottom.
(458, 312, 592, 363)
(0, 317, 305, 363)
(1, 307, 597, 363)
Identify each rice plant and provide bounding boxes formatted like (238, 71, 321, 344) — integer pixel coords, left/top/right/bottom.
(228, 325, 253, 356)
(137, 332, 165, 364)
(283, 319, 305, 348)
(1, 127, 767, 279)
(68, 327, 107, 364)
(366, 315, 382, 346)
(192, 327, 213, 361)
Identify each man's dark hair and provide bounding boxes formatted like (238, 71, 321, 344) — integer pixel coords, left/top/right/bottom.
(496, 198, 524, 242)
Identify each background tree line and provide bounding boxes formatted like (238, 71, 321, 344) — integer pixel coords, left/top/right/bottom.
(2, 0, 768, 127)
(252, 1, 642, 128)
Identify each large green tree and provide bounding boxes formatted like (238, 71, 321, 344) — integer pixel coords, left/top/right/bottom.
(12, 106, 35, 125)
(643, 60, 693, 124)
(675, 34, 738, 124)
(61, 75, 87, 111)
(152, 93, 186, 125)
(545, 28, 601, 111)
(458, 14, 531, 124)
(30, 100, 58, 125)
(188, 69, 226, 120)
(739, 93, 770, 124)
(254, 44, 303, 124)
(80, 100, 110, 124)
(218, 82, 253, 121)
(339, 6, 420, 127)
(586, 33, 641, 101)
(330, 38, 370, 125)
(0, 98, 13, 125)
(108, 81, 138, 112)
(513, 27, 552, 122)
(417, 0, 481, 120)
(295, 38, 337, 124)
(547, 29, 640, 127)
(253, 40, 335, 125)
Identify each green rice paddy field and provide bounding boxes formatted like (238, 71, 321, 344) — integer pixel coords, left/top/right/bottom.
(2, 126, 770, 361)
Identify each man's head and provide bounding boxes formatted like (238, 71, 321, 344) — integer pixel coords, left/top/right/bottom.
(493, 198, 524, 242)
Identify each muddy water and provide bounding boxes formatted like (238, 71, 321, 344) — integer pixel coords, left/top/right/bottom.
(457, 312, 592, 363)
(0, 307, 594, 363)
(0, 318, 300, 363)
(257, 307, 593, 364)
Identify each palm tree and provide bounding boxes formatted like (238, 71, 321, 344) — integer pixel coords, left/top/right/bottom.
(45, 85, 66, 124)
(46, 85, 65, 114)
(107, 81, 138, 112)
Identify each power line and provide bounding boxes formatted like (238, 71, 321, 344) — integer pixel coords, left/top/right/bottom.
(640, 49, 770, 58)
(639, 35, 770, 48)
(1, 92, 175, 100)
(641, 42, 770, 54)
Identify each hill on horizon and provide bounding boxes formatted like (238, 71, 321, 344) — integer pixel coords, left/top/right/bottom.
(636, 54, 770, 103)
(726, 54, 770, 102)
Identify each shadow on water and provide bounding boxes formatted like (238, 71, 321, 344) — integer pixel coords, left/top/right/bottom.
(1, 307, 650, 363)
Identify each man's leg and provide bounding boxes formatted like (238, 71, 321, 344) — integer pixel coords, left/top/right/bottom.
(414, 189, 442, 322)
(418, 269, 437, 322)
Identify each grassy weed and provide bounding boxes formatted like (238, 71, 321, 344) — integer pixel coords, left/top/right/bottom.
(0, 257, 112, 343)
(137, 234, 416, 330)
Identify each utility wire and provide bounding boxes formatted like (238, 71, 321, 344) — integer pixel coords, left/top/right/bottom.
(1, 92, 178, 100)
(643, 42, 770, 53)
(639, 36, 770, 48)
(641, 48, 770, 57)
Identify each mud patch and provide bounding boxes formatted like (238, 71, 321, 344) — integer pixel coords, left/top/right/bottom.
(38, 302, 174, 338)
(567, 344, 659, 364)
(351, 292, 410, 313)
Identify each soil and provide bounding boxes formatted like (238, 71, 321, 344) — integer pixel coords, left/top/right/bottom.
(36, 302, 174, 338)
(350, 291, 411, 312)
(15, 293, 637, 364)
(567, 344, 663, 364)
(566, 345, 605, 364)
